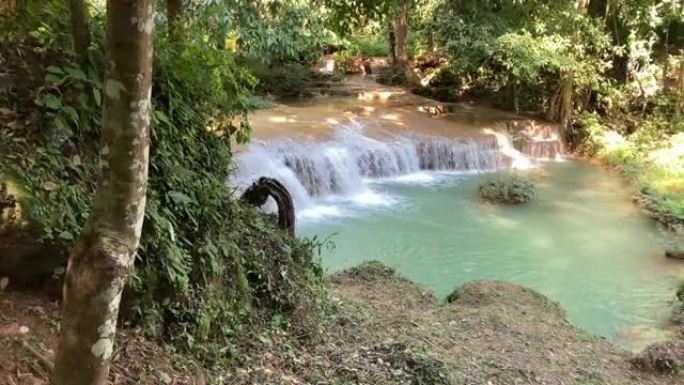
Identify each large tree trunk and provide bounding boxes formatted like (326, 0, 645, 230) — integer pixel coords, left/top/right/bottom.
(546, 71, 574, 130)
(69, 0, 91, 58)
(52, 1, 155, 385)
(393, 6, 409, 69)
(166, 0, 183, 42)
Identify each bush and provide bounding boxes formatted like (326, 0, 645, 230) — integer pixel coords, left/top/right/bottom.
(250, 60, 315, 97)
(346, 33, 388, 57)
(0, 5, 326, 366)
(479, 173, 536, 204)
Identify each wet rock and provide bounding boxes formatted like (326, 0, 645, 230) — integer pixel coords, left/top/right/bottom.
(631, 340, 684, 374)
(505, 119, 563, 160)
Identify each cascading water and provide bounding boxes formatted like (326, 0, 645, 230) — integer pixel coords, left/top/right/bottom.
(233, 121, 523, 217)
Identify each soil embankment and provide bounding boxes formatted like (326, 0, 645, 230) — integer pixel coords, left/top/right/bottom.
(2, 262, 682, 384)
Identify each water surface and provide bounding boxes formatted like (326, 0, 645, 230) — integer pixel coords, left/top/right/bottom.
(299, 161, 683, 350)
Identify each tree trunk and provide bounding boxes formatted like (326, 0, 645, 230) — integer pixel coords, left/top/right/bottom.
(677, 55, 684, 116)
(388, 26, 397, 65)
(166, 0, 183, 42)
(393, 6, 408, 69)
(241, 177, 295, 235)
(52, 1, 155, 385)
(69, 0, 91, 58)
(546, 71, 573, 130)
(587, 0, 607, 18)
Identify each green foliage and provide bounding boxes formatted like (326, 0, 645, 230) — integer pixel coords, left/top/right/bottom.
(577, 101, 684, 228)
(419, 0, 610, 111)
(344, 28, 388, 57)
(193, 0, 334, 65)
(1, 0, 327, 366)
(479, 173, 536, 204)
(249, 60, 316, 97)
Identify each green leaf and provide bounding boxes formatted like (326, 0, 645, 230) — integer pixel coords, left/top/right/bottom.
(58, 230, 74, 241)
(65, 66, 87, 81)
(154, 110, 172, 126)
(45, 73, 65, 85)
(62, 106, 80, 127)
(92, 87, 102, 107)
(54, 116, 72, 135)
(42, 94, 63, 110)
(167, 191, 194, 205)
(46, 65, 64, 74)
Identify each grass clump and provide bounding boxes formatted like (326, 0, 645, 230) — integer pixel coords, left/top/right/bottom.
(478, 173, 536, 204)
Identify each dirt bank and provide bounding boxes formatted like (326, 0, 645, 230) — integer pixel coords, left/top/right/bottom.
(2, 261, 682, 384)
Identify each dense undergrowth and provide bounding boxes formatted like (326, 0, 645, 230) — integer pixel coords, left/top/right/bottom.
(0, 1, 327, 365)
(576, 94, 684, 230)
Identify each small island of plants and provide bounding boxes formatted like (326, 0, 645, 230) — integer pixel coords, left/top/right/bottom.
(479, 173, 537, 204)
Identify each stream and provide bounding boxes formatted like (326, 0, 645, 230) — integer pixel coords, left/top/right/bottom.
(235, 80, 684, 351)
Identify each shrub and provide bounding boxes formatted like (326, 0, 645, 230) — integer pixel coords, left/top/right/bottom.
(250, 60, 315, 97)
(346, 33, 388, 57)
(0, 6, 326, 366)
(479, 173, 536, 204)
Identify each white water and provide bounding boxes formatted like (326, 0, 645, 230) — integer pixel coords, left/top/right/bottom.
(233, 122, 523, 218)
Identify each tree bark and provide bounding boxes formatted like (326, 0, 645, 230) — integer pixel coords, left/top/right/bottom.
(69, 0, 91, 58)
(393, 6, 409, 69)
(546, 71, 573, 130)
(587, 0, 607, 18)
(677, 55, 684, 116)
(388, 26, 397, 65)
(52, 1, 155, 385)
(241, 177, 295, 235)
(166, 0, 183, 42)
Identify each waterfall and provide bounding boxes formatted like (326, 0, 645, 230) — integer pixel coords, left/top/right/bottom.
(233, 123, 513, 210)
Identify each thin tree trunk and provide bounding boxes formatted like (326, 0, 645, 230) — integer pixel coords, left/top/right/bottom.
(69, 0, 91, 58)
(662, 21, 671, 92)
(52, 1, 155, 385)
(388, 26, 397, 65)
(393, 6, 408, 69)
(677, 55, 684, 116)
(166, 0, 183, 42)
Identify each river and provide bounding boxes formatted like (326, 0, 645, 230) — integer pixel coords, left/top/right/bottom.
(234, 79, 684, 351)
